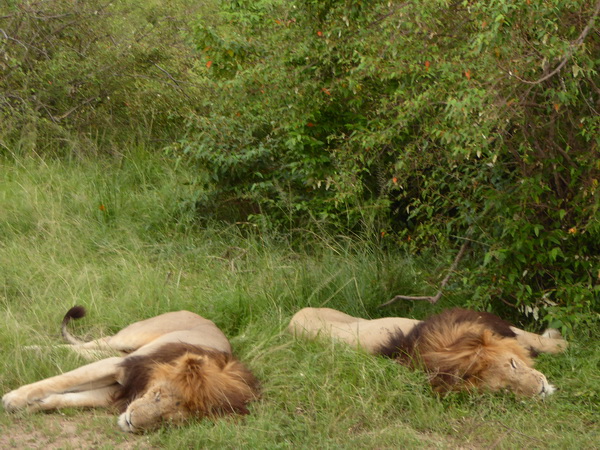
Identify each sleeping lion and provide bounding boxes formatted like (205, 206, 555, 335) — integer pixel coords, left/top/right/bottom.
(289, 307, 568, 396)
(2, 307, 259, 432)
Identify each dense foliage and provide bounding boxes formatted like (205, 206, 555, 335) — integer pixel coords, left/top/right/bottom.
(1, 0, 598, 327)
(0, 0, 200, 153)
(178, 0, 600, 329)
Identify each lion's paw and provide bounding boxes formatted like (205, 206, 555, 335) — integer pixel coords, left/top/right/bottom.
(2, 390, 40, 412)
(2, 390, 25, 412)
(541, 328, 563, 339)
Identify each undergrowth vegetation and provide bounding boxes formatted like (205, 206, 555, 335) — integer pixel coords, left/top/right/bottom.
(175, 0, 600, 329)
(0, 0, 202, 153)
(0, 154, 598, 448)
(1, 0, 598, 327)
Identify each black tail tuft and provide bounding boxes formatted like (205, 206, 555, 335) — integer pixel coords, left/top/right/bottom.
(63, 305, 86, 323)
(61, 306, 87, 345)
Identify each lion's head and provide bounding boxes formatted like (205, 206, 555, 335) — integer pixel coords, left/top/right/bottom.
(419, 326, 554, 396)
(379, 308, 555, 397)
(115, 344, 259, 433)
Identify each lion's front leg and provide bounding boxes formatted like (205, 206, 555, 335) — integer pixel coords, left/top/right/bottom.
(3, 357, 122, 412)
(32, 385, 120, 412)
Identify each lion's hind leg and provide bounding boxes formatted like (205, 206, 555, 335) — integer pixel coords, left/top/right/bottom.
(541, 328, 563, 339)
(288, 308, 367, 336)
(510, 326, 568, 354)
(3, 357, 122, 413)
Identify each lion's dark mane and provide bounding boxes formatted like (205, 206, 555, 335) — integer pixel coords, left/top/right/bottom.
(377, 308, 516, 359)
(376, 308, 523, 390)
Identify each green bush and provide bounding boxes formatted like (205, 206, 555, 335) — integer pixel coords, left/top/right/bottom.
(174, 0, 599, 327)
(0, 0, 201, 155)
(1, 0, 597, 326)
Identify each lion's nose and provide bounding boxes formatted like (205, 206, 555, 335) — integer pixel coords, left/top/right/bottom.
(118, 410, 137, 432)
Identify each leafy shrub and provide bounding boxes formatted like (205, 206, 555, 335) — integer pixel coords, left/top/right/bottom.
(175, 0, 599, 327)
(0, 0, 201, 155)
(1, 0, 597, 327)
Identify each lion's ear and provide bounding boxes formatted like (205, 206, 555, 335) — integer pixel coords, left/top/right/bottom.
(480, 329, 494, 346)
(177, 355, 207, 386)
(182, 354, 206, 371)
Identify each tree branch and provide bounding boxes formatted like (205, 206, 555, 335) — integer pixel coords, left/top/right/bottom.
(379, 235, 470, 308)
(510, 0, 600, 85)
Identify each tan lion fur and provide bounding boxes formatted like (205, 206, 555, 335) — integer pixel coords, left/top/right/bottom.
(289, 307, 565, 396)
(3, 307, 259, 432)
(148, 347, 258, 416)
(398, 317, 536, 393)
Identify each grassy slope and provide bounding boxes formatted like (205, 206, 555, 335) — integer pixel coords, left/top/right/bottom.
(0, 153, 598, 449)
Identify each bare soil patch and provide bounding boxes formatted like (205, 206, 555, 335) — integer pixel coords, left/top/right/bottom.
(0, 413, 156, 450)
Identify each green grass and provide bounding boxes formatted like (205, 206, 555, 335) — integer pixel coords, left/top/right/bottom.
(1, 152, 598, 449)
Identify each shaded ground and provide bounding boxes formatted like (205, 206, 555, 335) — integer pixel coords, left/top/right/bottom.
(0, 413, 155, 450)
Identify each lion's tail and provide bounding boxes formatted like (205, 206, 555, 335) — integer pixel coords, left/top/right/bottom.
(61, 305, 88, 345)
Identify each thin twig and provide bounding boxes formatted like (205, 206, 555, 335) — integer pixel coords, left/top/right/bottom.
(379, 236, 470, 307)
(492, 420, 545, 444)
(509, 0, 600, 85)
(153, 63, 191, 100)
(54, 97, 97, 121)
(367, 3, 409, 29)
